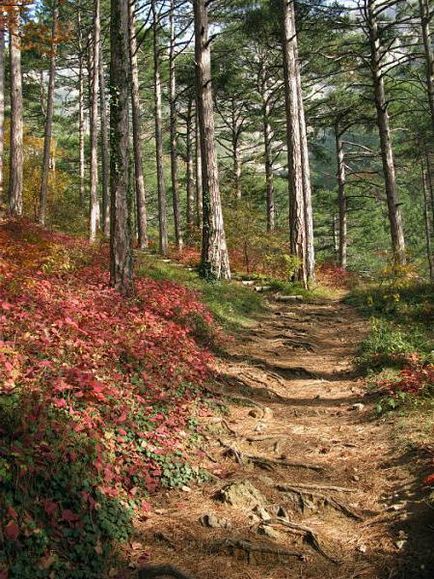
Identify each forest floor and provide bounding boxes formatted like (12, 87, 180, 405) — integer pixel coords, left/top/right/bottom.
(132, 289, 433, 579)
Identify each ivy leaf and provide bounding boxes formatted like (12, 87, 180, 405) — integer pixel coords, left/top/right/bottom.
(4, 520, 20, 541)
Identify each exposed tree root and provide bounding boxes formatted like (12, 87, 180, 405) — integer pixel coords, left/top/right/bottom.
(138, 565, 194, 579)
(218, 440, 324, 472)
(276, 485, 363, 520)
(246, 435, 285, 443)
(211, 538, 305, 563)
(247, 454, 324, 473)
(276, 482, 356, 493)
(263, 518, 340, 564)
(221, 419, 238, 436)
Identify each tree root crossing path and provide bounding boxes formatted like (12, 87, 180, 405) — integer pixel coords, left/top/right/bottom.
(134, 296, 433, 579)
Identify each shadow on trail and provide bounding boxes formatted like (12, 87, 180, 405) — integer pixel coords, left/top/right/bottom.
(217, 373, 368, 409)
(378, 445, 434, 579)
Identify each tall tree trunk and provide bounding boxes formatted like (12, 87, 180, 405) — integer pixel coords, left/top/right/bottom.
(186, 98, 195, 238)
(422, 163, 433, 280)
(89, 0, 101, 241)
(335, 126, 347, 269)
(77, 3, 85, 206)
(129, 0, 148, 249)
(169, 0, 182, 249)
(152, 0, 168, 255)
(367, 0, 406, 265)
(99, 48, 111, 237)
(262, 90, 275, 232)
(110, 0, 133, 295)
(39, 0, 59, 225)
(195, 106, 203, 228)
(231, 99, 241, 200)
(419, 0, 434, 131)
(296, 63, 315, 283)
(425, 148, 434, 226)
(281, 0, 306, 286)
(9, 6, 24, 217)
(194, 0, 231, 280)
(0, 28, 4, 206)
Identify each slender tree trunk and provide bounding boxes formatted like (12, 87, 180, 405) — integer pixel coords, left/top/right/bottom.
(335, 127, 347, 269)
(195, 106, 203, 228)
(39, 0, 59, 225)
(332, 215, 339, 257)
(282, 0, 306, 286)
(186, 98, 195, 238)
(99, 48, 111, 237)
(77, 4, 85, 206)
(419, 0, 434, 131)
(110, 0, 133, 295)
(262, 91, 275, 232)
(169, 0, 182, 249)
(425, 148, 434, 226)
(9, 6, 24, 217)
(367, 0, 406, 265)
(0, 28, 5, 206)
(89, 0, 101, 241)
(129, 0, 148, 249)
(194, 0, 231, 280)
(422, 163, 434, 280)
(296, 62, 315, 284)
(152, 0, 168, 255)
(231, 99, 241, 200)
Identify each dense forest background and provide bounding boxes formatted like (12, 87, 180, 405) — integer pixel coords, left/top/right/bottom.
(0, 0, 433, 282)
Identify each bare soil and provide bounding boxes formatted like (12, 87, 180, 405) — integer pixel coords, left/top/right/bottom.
(127, 297, 434, 579)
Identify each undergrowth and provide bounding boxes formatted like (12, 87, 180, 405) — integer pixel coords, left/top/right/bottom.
(347, 267, 433, 415)
(0, 222, 220, 578)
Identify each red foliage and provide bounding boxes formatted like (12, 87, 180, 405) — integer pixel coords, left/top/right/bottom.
(169, 245, 200, 268)
(317, 263, 353, 289)
(0, 221, 216, 515)
(379, 364, 434, 396)
(424, 473, 434, 486)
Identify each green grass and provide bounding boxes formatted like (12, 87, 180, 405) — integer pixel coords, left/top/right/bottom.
(136, 255, 265, 331)
(267, 279, 335, 301)
(136, 254, 334, 332)
(347, 281, 433, 370)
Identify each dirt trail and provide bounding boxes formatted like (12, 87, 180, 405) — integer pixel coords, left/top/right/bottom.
(132, 297, 432, 579)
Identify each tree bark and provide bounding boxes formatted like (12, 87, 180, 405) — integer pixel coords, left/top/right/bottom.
(110, 0, 133, 295)
(152, 0, 168, 255)
(195, 106, 203, 228)
(129, 0, 148, 249)
(99, 47, 111, 237)
(367, 0, 406, 265)
(262, 89, 275, 232)
(9, 6, 24, 217)
(335, 126, 347, 269)
(39, 0, 59, 225)
(419, 0, 434, 131)
(296, 62, 315, 283)
(169, 0, 182, 249)
(231, 99, 242, 200)
(0, 27, 5, 206)
(194, 0, 231, 280)
(89, 0, 101, 241)
(186, 98, 195, 238)
(281, 0, 306, 286)
(422, 163, 433, 280)
(77, 3, 85, 206)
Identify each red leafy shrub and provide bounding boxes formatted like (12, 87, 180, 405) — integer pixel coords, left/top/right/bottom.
(0, 221, 217, 577)
(378, 364, 434, 396)
(317, 262, 354, 289)
(169, 245, 200, 268)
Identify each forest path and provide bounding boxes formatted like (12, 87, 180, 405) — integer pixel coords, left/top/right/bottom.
(132, 295, 430, 579)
